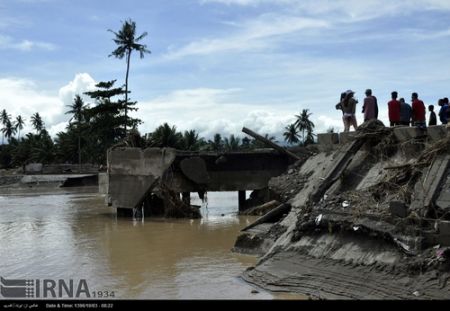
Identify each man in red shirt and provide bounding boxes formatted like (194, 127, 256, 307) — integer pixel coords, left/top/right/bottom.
(388, 91, 401, 126)
(411, 92, 426, 128)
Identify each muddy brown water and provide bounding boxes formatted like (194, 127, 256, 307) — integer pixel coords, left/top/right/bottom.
(0, 190, 305, 299)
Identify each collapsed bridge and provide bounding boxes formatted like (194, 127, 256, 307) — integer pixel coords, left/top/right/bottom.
(105, 147, 294, 217)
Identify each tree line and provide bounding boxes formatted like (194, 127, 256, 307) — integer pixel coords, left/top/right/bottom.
(0, 19, 316, 169)
(0, 102, 315, 169)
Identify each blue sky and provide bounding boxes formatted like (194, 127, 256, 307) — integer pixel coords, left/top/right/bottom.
(1, 0, 450, 140)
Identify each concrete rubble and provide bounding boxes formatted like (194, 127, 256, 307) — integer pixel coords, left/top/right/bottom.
(234, 121, 450, 299)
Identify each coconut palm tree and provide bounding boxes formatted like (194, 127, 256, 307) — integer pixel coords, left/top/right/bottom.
(283, 123, 300, 145)
(224, 135, 241, 151)
(66, 95, 85, 124)
(294, 109, 315, 145)
(1, 109, 10, 145)
(149, 123, 182, 148)
(182, 130, 202, 151)
(109, 19, 150, 133)
(1, 119, 16, 142)
(66, 95, 86, 170)
(31, 112, 44, 134)
(208, 133, 223, 151)
(15, 115, 25, 140)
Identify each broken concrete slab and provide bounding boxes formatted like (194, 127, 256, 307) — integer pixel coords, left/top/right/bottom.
(436, 173, 450, 211)
(410, 155, 450, 214)
(393, 126, 427, 142)
(241, 203, 291, 232)
(107, 147, 177, 209)
(180, 157, 210, 184)
(427, 125, 448, 142)
(317, 133, 339, 145)
(309, 139, 364, 204)
(241, 200, 281, 216)
(339, 132, 356, 145)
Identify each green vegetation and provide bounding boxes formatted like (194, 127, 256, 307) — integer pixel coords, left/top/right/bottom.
(0, 20, 316, 170)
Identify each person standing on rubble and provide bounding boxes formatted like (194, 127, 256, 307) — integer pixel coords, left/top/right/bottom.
(428, 104, 437, 126)
(388, 91, 401, 126)
(362, 89, 378, 122)
(438, 98, 449, 125)
(341, 90, 358, 132)
(411, 92, 426, 128)
(399, 98, 412, 126)
(335, 92, 346, 115)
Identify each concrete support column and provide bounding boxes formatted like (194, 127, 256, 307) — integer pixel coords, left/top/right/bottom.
(238, 190, 247, 212)
(117, 207, 133, 218)
(182, 192, 191, 206)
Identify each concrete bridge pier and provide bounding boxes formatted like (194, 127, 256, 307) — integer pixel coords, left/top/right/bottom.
(117, 207, 134, 218)
(238, 190, 247, 212)
(182, 192, 191, 206)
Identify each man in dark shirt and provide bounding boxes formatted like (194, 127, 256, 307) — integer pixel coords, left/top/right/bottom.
(438, 98, 449, 124)
(428, 105, 437, 126)
(399, 98, 412, 126)
(411, 92, 426, 128)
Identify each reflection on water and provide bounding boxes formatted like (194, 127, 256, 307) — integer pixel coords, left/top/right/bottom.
(0, 191, 298, 299)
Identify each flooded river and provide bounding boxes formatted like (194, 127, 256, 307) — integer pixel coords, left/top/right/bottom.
(0, 191, 297, 299)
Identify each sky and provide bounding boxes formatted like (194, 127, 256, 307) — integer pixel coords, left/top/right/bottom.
(1, 0, 450, 141)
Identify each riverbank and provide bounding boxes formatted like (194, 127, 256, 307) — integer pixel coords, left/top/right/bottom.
(0, 173, 98, 195)
(234, 122, 450, 299)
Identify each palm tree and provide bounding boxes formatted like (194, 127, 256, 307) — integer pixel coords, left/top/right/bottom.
(283, 123, 300, 145)
(66, 95, 86, 170)
(182, 130, 201, 151)
(149, 123, 182, 148)
(66, 95, 85, 124)
(224, 135, 241, 151)
(294, 109, 315, 145)
(207, 133, 223, 151)
(15, 115, 25, 140)
(109, 19, 151, 133)
(1, 109, 10, 145)
(31, 112, 44, 134)
(1, 119, 16, 142)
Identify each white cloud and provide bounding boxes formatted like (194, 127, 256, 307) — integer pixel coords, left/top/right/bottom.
(317, 115, 344, 133)
(0, 73, 96, 137)
(165, 14, 328, 59)
(0, 35, 57, 51)
(0, 78, 62, 135)
(171, 0, 450, 59)
(188, 0, 450, 58)
(201, 0, 450, 14)
(134, 88, 296, 141)
(58, 73, 96, 111)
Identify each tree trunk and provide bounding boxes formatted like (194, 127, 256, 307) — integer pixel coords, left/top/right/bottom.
(124, 49, 131, 134)
(78, 134, 81, 173)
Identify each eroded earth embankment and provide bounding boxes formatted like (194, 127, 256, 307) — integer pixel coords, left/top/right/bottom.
(235, 121, 450, 299)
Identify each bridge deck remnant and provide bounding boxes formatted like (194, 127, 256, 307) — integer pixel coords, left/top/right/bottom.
(106, 148, 293, 214)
